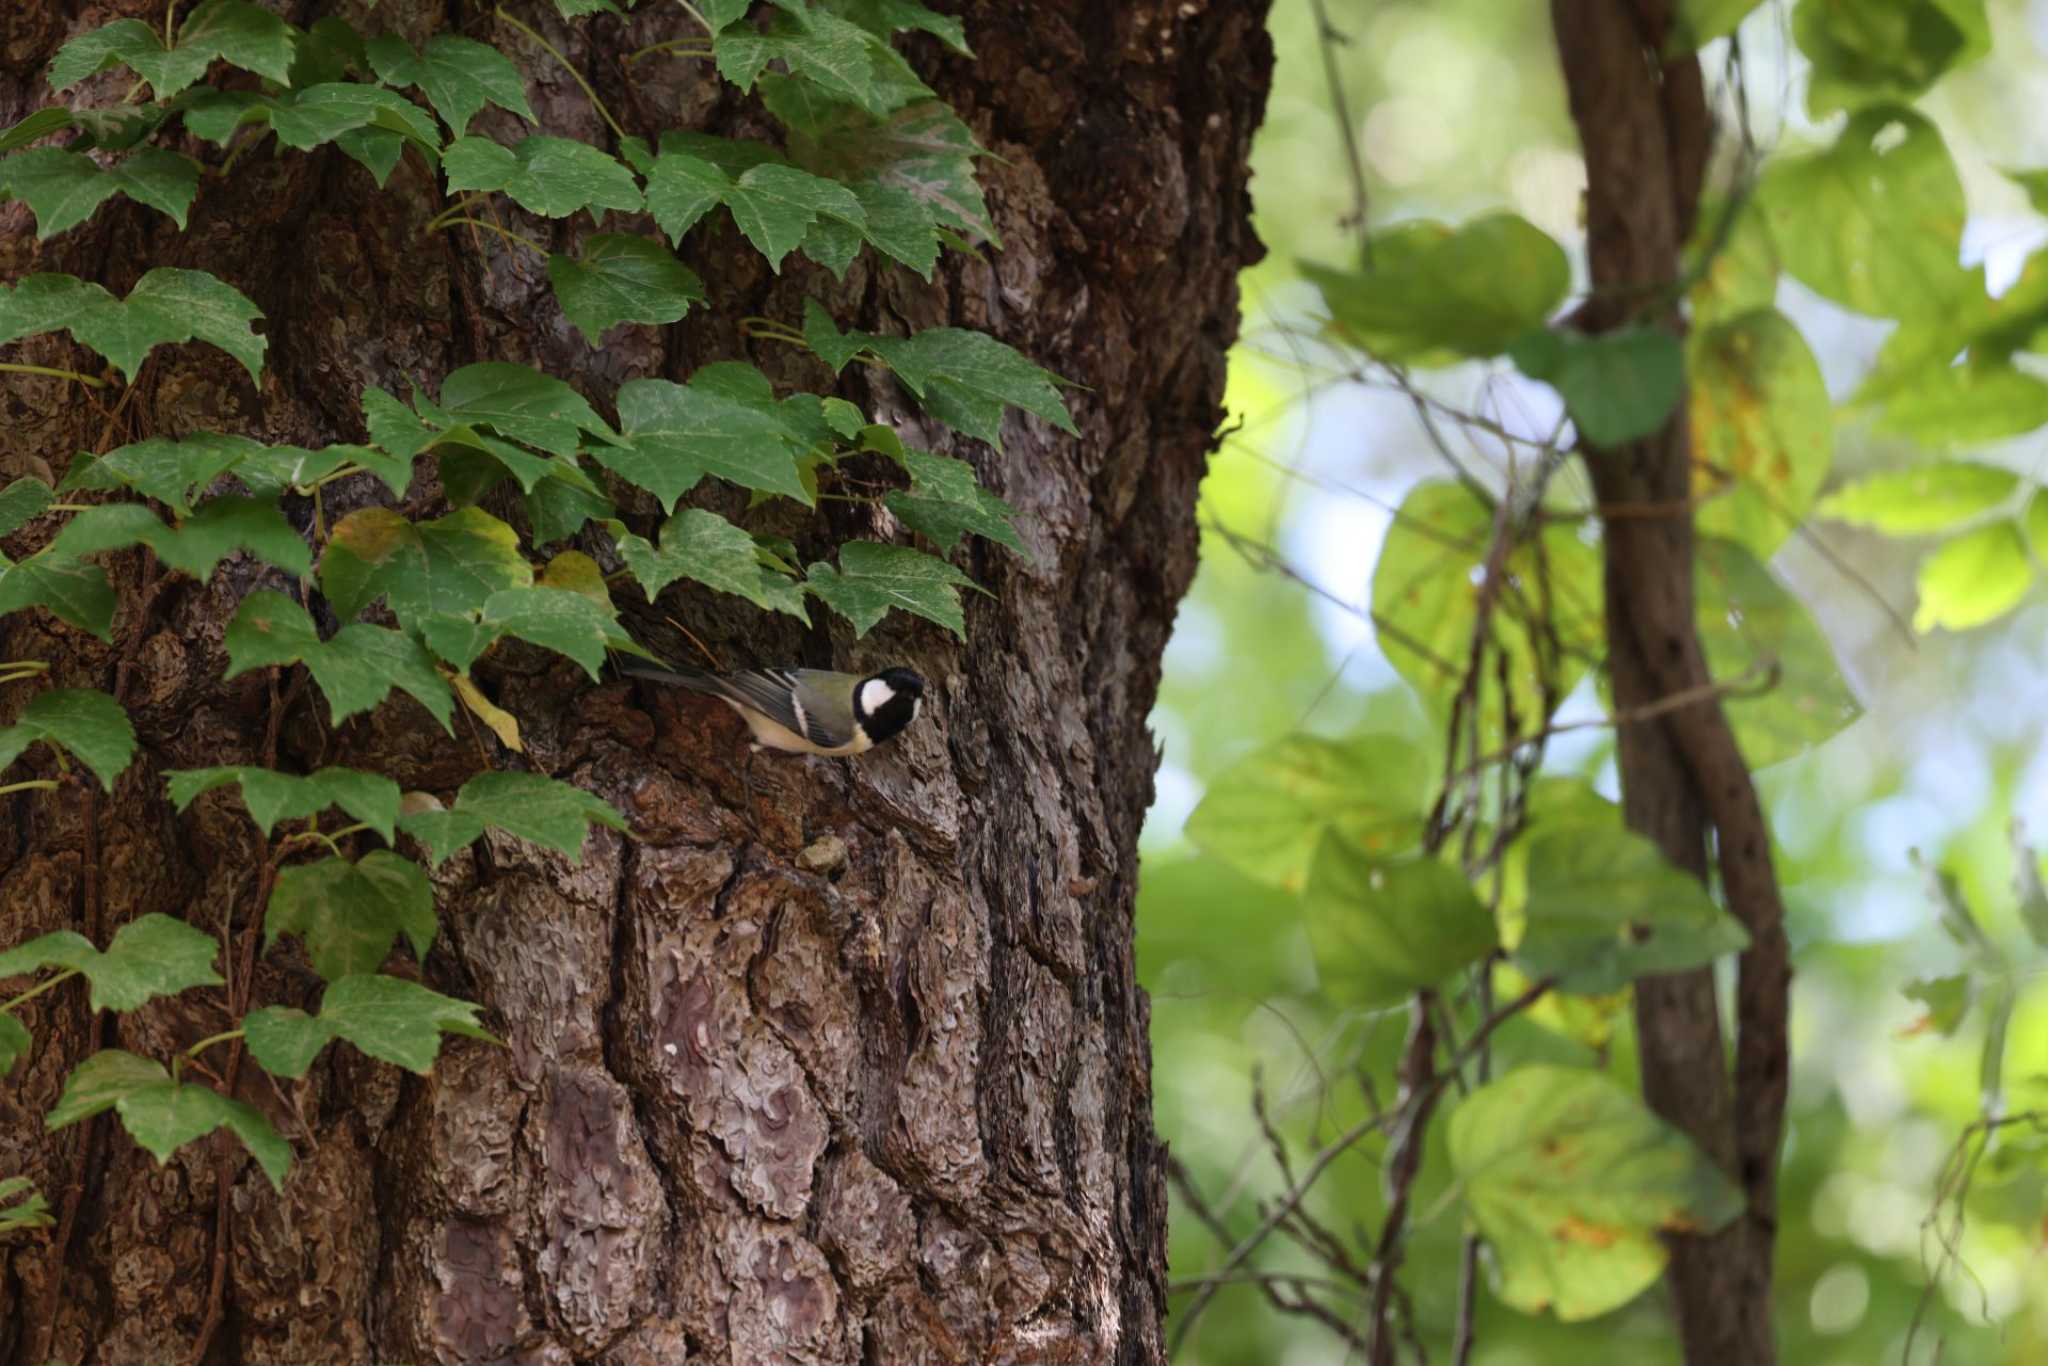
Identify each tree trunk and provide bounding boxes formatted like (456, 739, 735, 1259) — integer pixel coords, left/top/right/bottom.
(0, 3, 1272, 1361)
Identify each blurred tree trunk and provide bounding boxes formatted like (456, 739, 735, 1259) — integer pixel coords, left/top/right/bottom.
(0, 2, 1271, 1361)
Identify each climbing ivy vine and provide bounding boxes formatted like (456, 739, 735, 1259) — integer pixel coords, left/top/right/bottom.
(0, 0, 1068, 1217)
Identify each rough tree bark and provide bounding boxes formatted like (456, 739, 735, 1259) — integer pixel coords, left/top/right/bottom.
(0, 2, 1272, 1361)
(1553, 3, 1790, 1363)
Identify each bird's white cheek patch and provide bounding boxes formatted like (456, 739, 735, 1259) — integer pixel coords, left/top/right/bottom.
(859, 677, 896, 716)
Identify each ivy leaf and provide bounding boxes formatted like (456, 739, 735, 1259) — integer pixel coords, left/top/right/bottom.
(0, 913, 223, 1013)
(174, 0, 298, 86)
(47, 20, 214, 98)
(610, 509, 810, 618)
(319, 506, 533, 630)
(882, 449, 1024, 554)
(827, 0, 973, 56)
(0, 147, 201, 239)
(1669, 0, 1767, 51)
(245, 973, 492, 1078)
(61, 433, 263, 515)
(442, 134, 642, 220)
(0, 688, 136, 790)
(525, 458, 616, 545)
(0, 477, 53, 537)
(603, 376, 813, 507)
(724, 163, 866, 271)
(233, 442, 414, 500)
(1510, 327, 1685, 448)
(224, 591, 456, 731)
(1818, 460, 2019, 534)
(1186, 732, 1435, 893)
(430, 362, 612, 457)
(0, 552, 115, 639)
(0, 1176, 50, 1231)
(1303, 841, 1497, 1008)
(166, 766, 401, 843)
(1694, 538, 1861, 769)
(465, 584, 621, 678)
(1793, 0, 1989, 118)
(1514, 814, 1750, 994)
(1758, 107, 1968, 322)
(0, 1017, 30, 1079)
(51, 498, 311, 579)
(0, 268, 265, 384)
(1302, 215, 1571, 364)
(1865, 360, 2048, 448)
(1449, 1066, 1744, 1320)
(1690, 308, 1834, 558)
(266, 851, 436, 981)
(548, 234, 704, 345)
(644, 151, 736, 245)
(398, 771, 626, 867)
(1914, 521, 2033, 633)
(803, 539, 974, 638)
(552, 0, 625, 15)
(806, 316, 1074, 448)
(47, 1049, 293, 1191)
(366, 32, 535, 137)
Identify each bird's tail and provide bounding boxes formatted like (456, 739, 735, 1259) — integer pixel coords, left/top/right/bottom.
(619, 664, 721, 694)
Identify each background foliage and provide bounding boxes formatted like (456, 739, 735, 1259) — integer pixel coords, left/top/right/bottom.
(1148, 1, 2048, 1362)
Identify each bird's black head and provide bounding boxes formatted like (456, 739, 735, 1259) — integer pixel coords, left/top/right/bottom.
(853, 667, 925, 746)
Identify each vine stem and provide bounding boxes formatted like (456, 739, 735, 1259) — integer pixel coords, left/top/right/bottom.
(673, 0, 715, 32)
(628, 38, 714, 64)
(432, 215, 550, 258)
(424, 195, 487, 232)
(0, 779, 61, 797)
(1, 968, 80, 1014)
(495, 6, 626, 141)
(175, 1029, 245, 1080)
(0, 361, 108, 389)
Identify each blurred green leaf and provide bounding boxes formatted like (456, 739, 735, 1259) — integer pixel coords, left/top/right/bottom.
(1818, 461, 2019, 534)
(1758, 107, 1968, 322)
(1690, 308, 1833, 558)
(0, 1015, 29, 1078)
(1302, 214, 1569, 364)
(1510, 326, 1684, 448)
(1793, 0, 1988, 117)
(1135, 853, 1316, 1003)
(1913, 521, 2032, 633)
(1514, 814, 1749, 994)
(1185, 732, 1433, 892)
(265, 852, 436, 981)
(1695, 537, 1861, 768)
(1449, 1065, 1744, 1320)
(0, 1175, 50, 1232)
(1904, 974, 1971, 1036)
(1866, 361, 2048, 448)
(1686, 198, 1779, 331)
(1302, 839, 1496, 1008)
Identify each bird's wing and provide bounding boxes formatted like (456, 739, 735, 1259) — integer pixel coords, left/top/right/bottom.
(707, 669, 853, 750)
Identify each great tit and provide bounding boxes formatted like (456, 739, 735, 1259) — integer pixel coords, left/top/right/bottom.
(623, 664, 925, 756)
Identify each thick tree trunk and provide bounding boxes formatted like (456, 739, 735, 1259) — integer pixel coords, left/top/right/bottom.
(0, 3, 1271, 1361)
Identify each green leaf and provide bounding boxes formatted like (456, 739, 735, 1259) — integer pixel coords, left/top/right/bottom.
(611, 509, 811, 618)
(828, 0, 972, 57)
(431, 362, 611, 457)
(1793, 0, 1989, 118)
(1514, 813, 1750, 994)
(401, 770, 625, 867)
(245, 973, 492, 1077)
(1904, 973, 1972, 1035)
(1509, 327, 1685, 448)
(1865, 361, 2048, 448)
(1914, 521, 2033, 632)
(0, 1015, 30, 1078)
(883, 449, 1024, 554)
(0, 268, 265, 384)
(0, 477, 53, 538)
(1695, 538, 1861, 769)
(51, 497, 311, 579)
(803, 539, 974, 638)
(525, 458, 616, 545)
(1818, 460, 2019, 534)
(1371, 480, 1603, 748)
(0, 913, 222, 1013)
(644, 151, 736, 245)
(1303, 215, 1570, 364)
(266, 851, 436, 981)
(1686, 198, 1779, 331)
(233, 441, 414, 500)
(1690, 308, 1834, 558)
(319, 506, 532, 630)
(723, 163, 867, 271)
(0, 1175, 51, 1232)
(61, 432, 263, 515)
(469, 584, 620, 679)
(1669, 0, 1766, 50)
(1757, 107, 1968, 322)
(442, 134, 642, 220)
(812, 324, 1073, 449)
(224, 591, 456, 731)
(0, 688, 135, 790)
(166, 765, 401, 843)
(0, 147, 200, 238)
(548, 234, 704, 345)
(604, 375, 814, 507)
(0, 552, 115, 639)
(1185, 732, 1434, 893)
(175, 0, 298, 87)
(1449, 1065, 1744, 1321)
(1302, 840, 1497, 1008)
(47, 1050, 291, 1192)
(366, 32, 535, 137)
(48, 20, 212, 97)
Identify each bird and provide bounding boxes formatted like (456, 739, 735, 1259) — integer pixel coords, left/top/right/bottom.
(621, 664, 926, 756)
